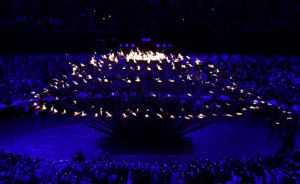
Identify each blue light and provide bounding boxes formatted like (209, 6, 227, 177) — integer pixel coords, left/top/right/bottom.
(141, 37, 152, 42)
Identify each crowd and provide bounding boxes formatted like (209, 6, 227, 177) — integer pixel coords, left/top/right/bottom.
(205, 54, 300, 106)
(0, 53, 299, 182)
(1, 149, 300, 183)
(0, 54, 84, 120)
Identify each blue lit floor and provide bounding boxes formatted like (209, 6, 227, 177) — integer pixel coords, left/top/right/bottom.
(0, 115, 293, 161)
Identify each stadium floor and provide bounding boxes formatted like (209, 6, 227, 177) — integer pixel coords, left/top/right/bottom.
(0, 115, 296, 161)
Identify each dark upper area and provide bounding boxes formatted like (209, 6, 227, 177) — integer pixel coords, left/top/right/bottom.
(0, 0, 300, 53)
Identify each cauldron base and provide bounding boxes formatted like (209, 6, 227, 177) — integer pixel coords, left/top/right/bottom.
(99, 137, 193, 154)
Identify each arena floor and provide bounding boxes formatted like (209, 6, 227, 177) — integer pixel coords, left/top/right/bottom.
(0, 115, 296, 161)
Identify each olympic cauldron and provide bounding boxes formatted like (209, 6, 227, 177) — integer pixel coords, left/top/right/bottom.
(31, 50, 274, 149)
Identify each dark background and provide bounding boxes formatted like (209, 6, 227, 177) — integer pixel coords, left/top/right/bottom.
(0, 0, 299, 54)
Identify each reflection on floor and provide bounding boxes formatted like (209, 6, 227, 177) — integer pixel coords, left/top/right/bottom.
(0, 115, 288, 161)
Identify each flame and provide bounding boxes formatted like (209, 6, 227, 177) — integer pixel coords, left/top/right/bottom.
(122, 113, 128, 119)
(208, 64, 214, 68)
(61, 109, 67, 115)
(125, 49, 167, 62)
(87, 75, 93, 80)
(81, 111, 87, 116)
(135, 77, 141, 82)
(185, 116, 191, 120)
(197, 113, 206, 119)
(157, 65, 162, 71)
(169, 79, 175, 83)
(42, 105, 47, 110)
(156, 113, 163, 119)
(236, 112, 243, 116)
(225, 114, 233, 117)
(74, 111, 81, 116)
(90, 57, 97, 67)
(106, 111, 112, 118)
